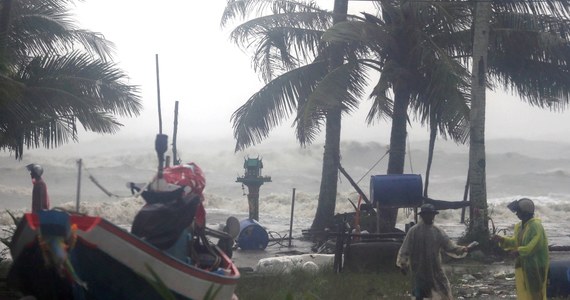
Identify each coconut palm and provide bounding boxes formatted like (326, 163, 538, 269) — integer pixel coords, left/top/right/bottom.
(0, 0, 141, 159)
(465, 6, 570, 241)
(323, 0, 570, 235)
(320, 0, 472, 230)
(222, 0, 377, 231)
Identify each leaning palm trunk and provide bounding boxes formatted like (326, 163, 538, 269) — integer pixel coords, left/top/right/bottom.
(310, 0, 347, 232)
(311, 106, 342, 231)
(424, 117, 438, 197)
(466, 0, 491, 243)
(380, 86, 410, 232)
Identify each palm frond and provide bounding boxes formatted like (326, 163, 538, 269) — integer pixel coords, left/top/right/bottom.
(296, 59, 371, 144)
(0, 52, 141, 159)
(9, 0, 115, 61)
(366, 71, 393, 124)
(227, 8, 333, 82)
(488, 12, 570, 110)
(492, 0, 570, 19)
(231, 61, 328, 151)
(221, 0, 326, 28)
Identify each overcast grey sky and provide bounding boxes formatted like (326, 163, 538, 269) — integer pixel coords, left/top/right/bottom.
(72, 0, 570, 146)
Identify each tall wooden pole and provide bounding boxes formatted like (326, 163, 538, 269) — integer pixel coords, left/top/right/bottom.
(154, 54, 167, 179)
(75, 159, 82, 212)
(155, 54, 163, 134)
(288, 188, 296, 247)
(172, 101, 179, 165)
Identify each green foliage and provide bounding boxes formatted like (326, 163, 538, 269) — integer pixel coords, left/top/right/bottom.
(142, 264, 177, 300)
(143, 264, 221, 300)
(0, 0, 141, 159)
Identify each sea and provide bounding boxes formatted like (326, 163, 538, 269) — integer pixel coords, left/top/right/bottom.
(2, 136, 570, 259)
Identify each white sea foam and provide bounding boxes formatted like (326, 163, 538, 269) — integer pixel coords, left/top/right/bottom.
(1, 138, 570, 246)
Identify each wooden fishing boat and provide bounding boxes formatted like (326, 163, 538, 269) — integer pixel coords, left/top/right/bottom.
(8, 209, 239, 300)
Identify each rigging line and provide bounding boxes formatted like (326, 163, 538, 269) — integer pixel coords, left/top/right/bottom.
(356, 148, 390, 185)
(81, 162, 123, 198)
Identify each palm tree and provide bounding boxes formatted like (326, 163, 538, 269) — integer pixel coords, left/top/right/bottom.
(465, 3, 570, 242)
(0, 0, 141, 159)
(221, 0, 373, 231)
(325, 1, 570, 235)
(320, 0, 472, 230)
(466, 0, 492, 243)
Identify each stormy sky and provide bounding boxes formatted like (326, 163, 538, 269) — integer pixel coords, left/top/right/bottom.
(72, 0, 570, 145)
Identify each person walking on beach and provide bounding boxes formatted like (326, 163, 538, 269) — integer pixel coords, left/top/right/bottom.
(397, 203, 468, 300)
(26, 163, 50, 212)
(492, 198, 549, 300)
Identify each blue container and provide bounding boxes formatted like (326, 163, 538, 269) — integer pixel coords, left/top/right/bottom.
(38, 210, 71, 237)
(237, 219, 269, 250)
(370, 174, 423, 208)
(548, 260, 570, 297)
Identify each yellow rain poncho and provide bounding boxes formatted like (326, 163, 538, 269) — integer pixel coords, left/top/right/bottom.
(397, 220, 466, 300)
(499, 218, 549, 300)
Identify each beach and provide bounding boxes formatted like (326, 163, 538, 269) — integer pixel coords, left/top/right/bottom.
(2, 138, 570, 298)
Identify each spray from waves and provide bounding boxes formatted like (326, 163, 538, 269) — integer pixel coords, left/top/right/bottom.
(3, 192, 570, 227)
(3, 138, 570, 246)
(0, 197, 144, 227)
(2, 192, 570, 251)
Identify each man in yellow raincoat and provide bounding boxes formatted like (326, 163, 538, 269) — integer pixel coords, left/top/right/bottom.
(397, 204, 468, 300)
(492, 198, 549, 300)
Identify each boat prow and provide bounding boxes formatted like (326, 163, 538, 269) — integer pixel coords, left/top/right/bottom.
(8, 210, 239, 300)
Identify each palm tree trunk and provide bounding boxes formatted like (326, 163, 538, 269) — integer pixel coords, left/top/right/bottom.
(311, 106, 342, 231)
(379, 85, 410, 232)
(387, 88, 409, 175)
(424, 117, 437, 197)
(310, 0, 347, 232)
(467, 0, 491, 243)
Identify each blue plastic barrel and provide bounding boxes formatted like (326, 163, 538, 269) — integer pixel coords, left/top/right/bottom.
(370, 174, 423, 208)
(548, 260, 570, 298)
(237, 219, 269, 250)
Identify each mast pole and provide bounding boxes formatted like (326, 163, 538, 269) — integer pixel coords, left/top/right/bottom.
(155, 54, 167, 179)
(156, 54, 163, 134)
(172, 101, 179, 165)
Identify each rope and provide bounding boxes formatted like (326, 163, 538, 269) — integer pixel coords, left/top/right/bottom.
(87, 174, 120, 198)
(81, 161, 150, 199)
(356, 149, 390, 185)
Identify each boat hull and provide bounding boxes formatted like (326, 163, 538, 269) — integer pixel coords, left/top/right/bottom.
(8, 212, 239, 300)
